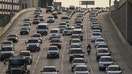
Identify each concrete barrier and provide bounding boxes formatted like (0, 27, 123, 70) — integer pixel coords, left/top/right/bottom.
(0, 8, 36, 36)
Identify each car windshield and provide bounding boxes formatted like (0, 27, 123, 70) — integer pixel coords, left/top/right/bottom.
(32, 35, 41, 37)
(96, 39, 104, 42)
(38, 26, 46, 29)
(2, 41, 12, 44)
(93, 33, 101, 36)
(59, 23, 66, 25)
(59, 26, 66, 28)
(39, 16, 43, 18)
(75, 66, 88, 71)
(50, 39, 60, 43)
(97, 45, 108, 48)
(70, 50, 83, 54)
(43, 68, 56, 72)
(21, 28, 27, 30)
(98, 50, 109, 53)
(28, 40, 38, 43)
(72, 36, 80, 38)
(65, 28, 71, 30)
(73, 31, 82, 34)
(50, 30, 58, 33)
(108, 67, 121, 71)
(23, 24, 30, 26)
(49, 47, 57, 50)
(62, 17, 68, 19)
(48, 16, 53, 18)
(20, 52, 30, 56)
(71, 45, 81, 48)
(10, 59, 25, 66)
(71, 40, 80, 43)
(100, 58, 112, 62)
(1, 47, 13, 51)
(72, 59, 85, 63)
(8, 35, 16, 37)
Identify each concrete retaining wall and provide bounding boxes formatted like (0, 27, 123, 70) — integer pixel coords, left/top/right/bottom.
(0, 8, 35, 36)
(111, 3, 127, 39)
(127, 2, 132, 44)
(111, 1, 132, 44)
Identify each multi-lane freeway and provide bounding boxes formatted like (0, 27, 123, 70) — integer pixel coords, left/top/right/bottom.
(0, 8, 131, 74)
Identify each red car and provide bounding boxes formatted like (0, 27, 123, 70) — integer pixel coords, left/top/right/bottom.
(32, 18, 40, 24)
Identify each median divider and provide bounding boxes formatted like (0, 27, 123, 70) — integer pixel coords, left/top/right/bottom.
(0, 8, 36, 36)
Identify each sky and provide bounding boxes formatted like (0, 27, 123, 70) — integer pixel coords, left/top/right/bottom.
(55, 0, 116, 8)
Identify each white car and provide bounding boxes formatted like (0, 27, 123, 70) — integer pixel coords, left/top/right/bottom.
(95, 37, 105, 46)
(105, 65, 123, 74)
(63, 27, 73, 36)
(1, 40, 14, 48)
(73, 65, 90, 74)
(71, 58, 86, 71)
(70, 38, 81, 45)
(91, 32, 102, 42)
(31, 33, 42, 43)
(96, 48, 111, 61)
(49, 28, 60, 39)
(47, 46, 60, 58)
(40, 66, 59, 74)
(98, 56, 114, 71)
(96, 43, 108, 50)
(47, 15, 55, 23)
(19, 51, 33, 65)
(70, 43, 81, 50)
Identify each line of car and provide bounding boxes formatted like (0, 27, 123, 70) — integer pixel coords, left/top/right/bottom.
(89, 9, 124, 74)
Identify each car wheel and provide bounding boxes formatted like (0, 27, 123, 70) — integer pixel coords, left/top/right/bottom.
(99, 67, 102, 71)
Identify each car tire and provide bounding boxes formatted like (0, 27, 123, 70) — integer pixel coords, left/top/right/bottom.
(99, 67, 102, 71)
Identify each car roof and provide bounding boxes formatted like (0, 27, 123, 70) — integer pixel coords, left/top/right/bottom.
(44, 66, 56, 68)
(20, 51, 30, 53)
(100, 56, 112, 58)
(108, 65, 120, 67)
(51, 28, 59, 30)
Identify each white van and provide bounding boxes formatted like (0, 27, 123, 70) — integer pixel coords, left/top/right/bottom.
(36, 23, 48, 36)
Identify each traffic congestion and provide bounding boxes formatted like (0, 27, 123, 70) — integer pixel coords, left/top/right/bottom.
(0, 5, 124, 74)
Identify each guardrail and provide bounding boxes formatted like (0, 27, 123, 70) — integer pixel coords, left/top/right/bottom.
(0, 8, 35, 36)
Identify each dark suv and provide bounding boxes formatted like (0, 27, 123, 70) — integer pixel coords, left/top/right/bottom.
(69, 49, 84, 62)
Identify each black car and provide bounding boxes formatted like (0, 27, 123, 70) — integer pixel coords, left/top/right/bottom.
(52, 12, 58, 19)
(69, 49, 84, 62)
(7, 34, 18, 43)
(20, 27, 30, 35)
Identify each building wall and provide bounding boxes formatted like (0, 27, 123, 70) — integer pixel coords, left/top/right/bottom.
(38, 0, 53, 8)
(0, 0, 19, 14)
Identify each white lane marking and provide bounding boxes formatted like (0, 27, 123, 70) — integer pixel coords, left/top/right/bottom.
(61, 37, 65, 74)
(31, 37, 47, 74)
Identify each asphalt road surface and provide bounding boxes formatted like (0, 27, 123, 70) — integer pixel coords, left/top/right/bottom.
(0, 9, 131, 74)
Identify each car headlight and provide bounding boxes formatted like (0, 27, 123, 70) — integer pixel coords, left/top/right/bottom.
(99, 63, 103, 66)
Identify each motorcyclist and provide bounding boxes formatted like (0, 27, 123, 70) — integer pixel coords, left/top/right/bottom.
(87, 44, 91, 55)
